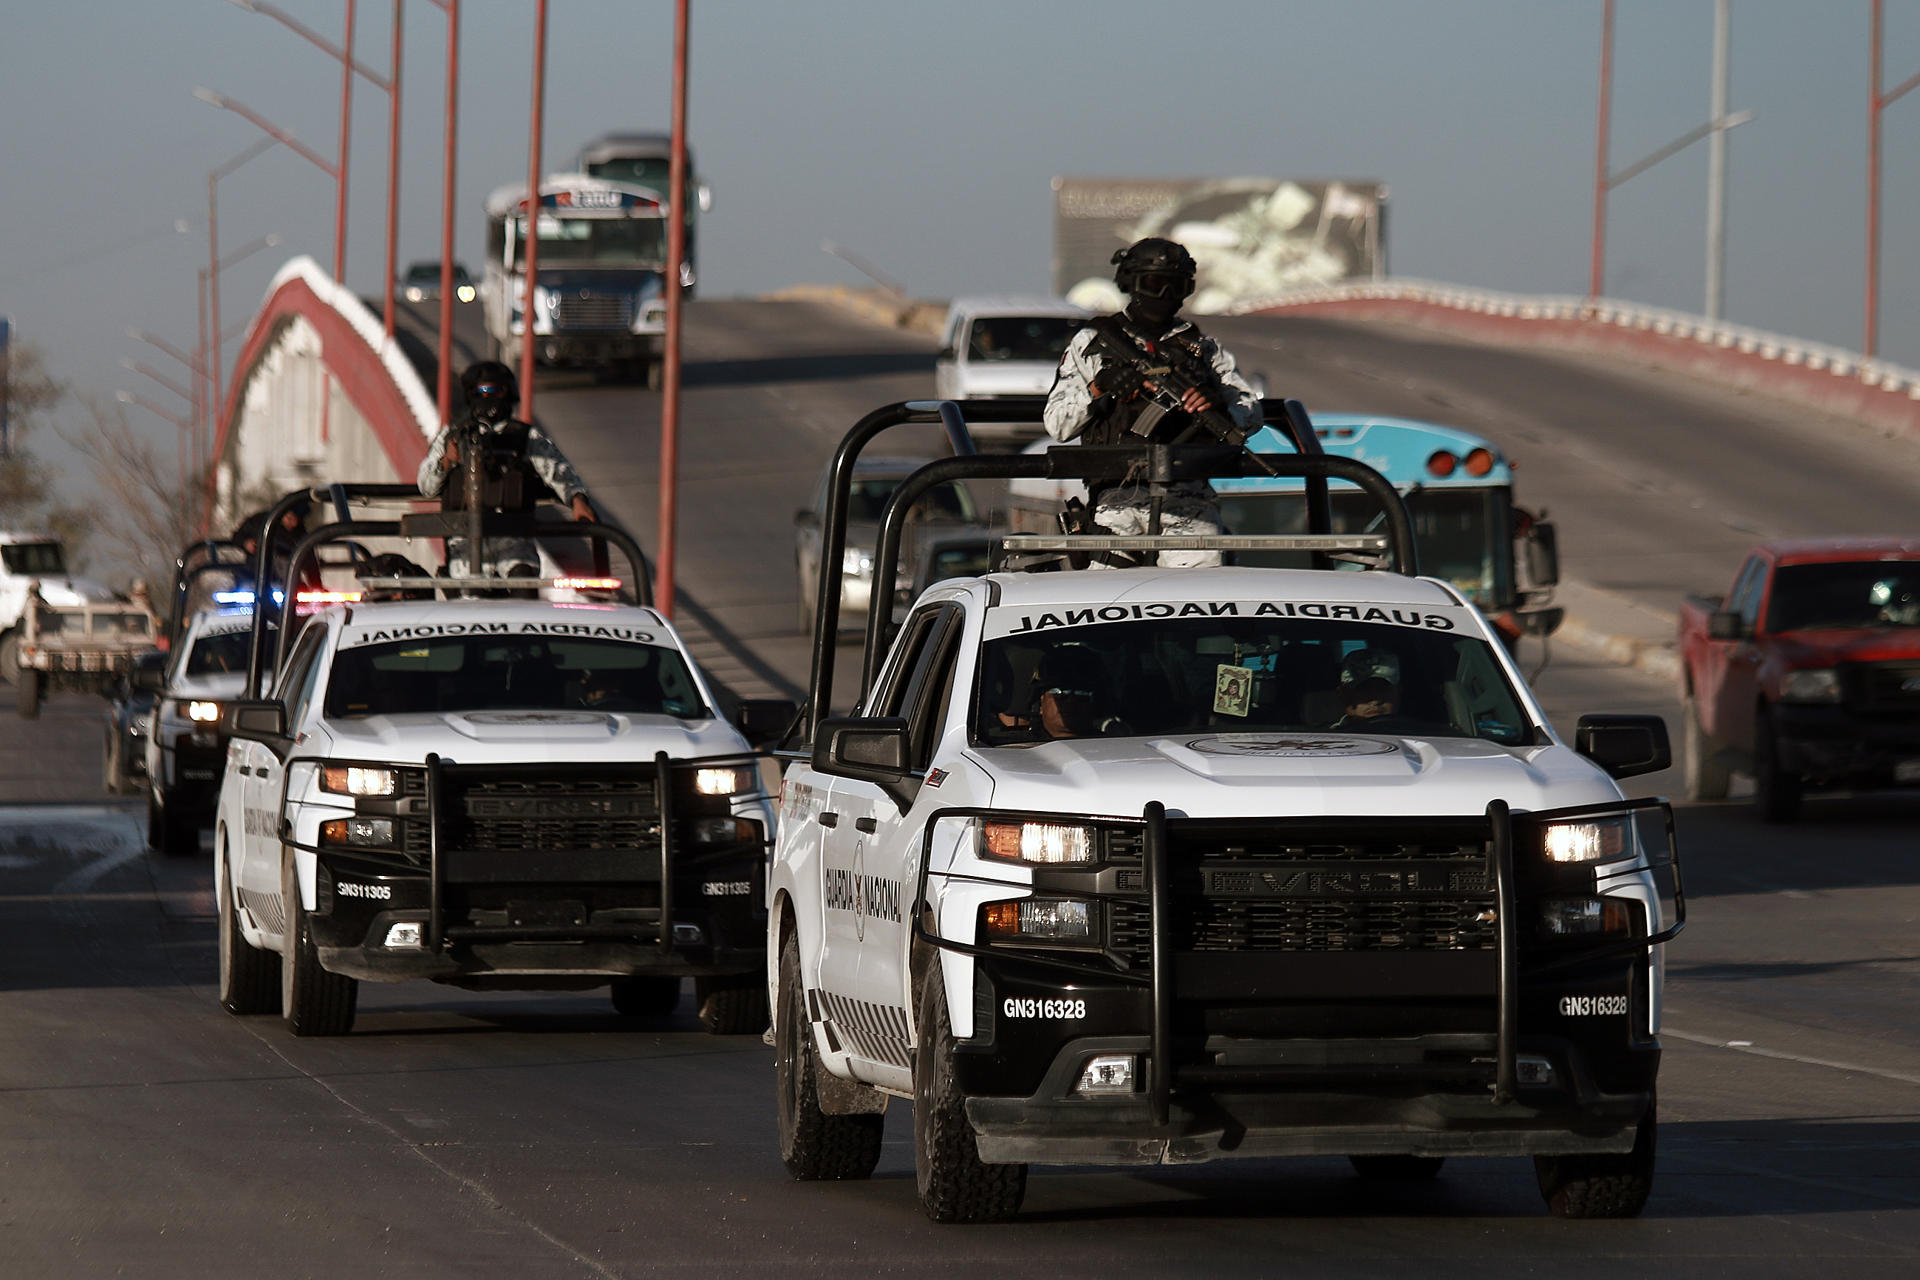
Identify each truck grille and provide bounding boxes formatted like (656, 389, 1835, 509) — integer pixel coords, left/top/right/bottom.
(443, 769, 660, 853)
(1103, 818, 1496, 967)
(1853, 661, 1920, 713)
(553, 293, 634, 330)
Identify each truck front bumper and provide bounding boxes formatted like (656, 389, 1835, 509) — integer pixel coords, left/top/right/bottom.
(964, 1031, 1655, 1166)
(1774, 704, 1920, 785)
(535, 332, 663, 365)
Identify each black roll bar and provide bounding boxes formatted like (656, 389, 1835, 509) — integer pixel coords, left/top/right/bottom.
(859, 441, 1418, 696)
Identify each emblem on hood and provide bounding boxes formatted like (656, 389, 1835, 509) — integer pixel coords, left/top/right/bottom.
(1186, 734, 1397, 758)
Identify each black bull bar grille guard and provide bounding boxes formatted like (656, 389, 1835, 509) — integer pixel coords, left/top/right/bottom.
(412, 748, 765, 956)
(909, 798, 1683, 1125)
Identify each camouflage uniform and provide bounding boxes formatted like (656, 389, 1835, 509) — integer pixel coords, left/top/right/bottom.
(417, 418, 590, 577)
(1043, 317, 1260, 569)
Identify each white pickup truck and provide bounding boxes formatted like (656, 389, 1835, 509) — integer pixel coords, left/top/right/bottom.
(214, 594, 787, 1037)
(1, 532, 157, 718)
(768, 401, 1684, 1224)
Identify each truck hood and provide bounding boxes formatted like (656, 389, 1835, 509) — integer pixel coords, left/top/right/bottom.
(321, 710, 745, 765)
(536, 267, 664, 292)
(959, 362, 1060, 397)
(966, 731, 1621, 818)
(20, 577, 118, 606)
(1769, 627, 1920, 666)
(164, 672, 248, 701)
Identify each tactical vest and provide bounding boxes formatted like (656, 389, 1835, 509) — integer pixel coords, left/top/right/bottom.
(1077, 313, 1217, 448)
(441, 417, 549, 513)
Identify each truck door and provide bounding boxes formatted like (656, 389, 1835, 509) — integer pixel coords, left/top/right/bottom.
(239, 626, 327, 932)
(1712, 555, 1768, 749)
(817, 603, 961, 1073)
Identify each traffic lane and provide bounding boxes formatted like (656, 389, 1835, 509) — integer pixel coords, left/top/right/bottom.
(1532, 633, 1920, 1077)
(0, 690, 117, 805)
(1207, 314, 1920, 620)
(534, 298, 948, 709)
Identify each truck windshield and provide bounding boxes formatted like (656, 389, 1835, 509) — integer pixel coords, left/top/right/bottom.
(1768, 561, 1920, 631)
(2, 542, 66, 576)
(967, 317, 1081, 362)
(845, 479, 976, 524)
(513, 215, 665, 267)
(1218, 489, 1506, 607)
(186, 631, 252, 677)
(325, 636, 707, 719)
(974, 616, 1532, 747)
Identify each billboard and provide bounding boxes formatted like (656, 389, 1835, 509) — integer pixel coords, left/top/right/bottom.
(1051, 177, 1386, 314)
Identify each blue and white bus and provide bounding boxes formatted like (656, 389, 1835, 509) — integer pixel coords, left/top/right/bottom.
(1214, 413, 1561, 643)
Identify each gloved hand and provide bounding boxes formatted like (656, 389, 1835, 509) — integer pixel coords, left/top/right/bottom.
(1097, 361, 1148, 403)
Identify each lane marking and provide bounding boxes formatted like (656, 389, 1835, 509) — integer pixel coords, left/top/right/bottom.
(1668, 1027, 1920, 1087)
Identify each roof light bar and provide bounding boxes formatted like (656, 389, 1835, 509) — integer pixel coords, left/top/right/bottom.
(551, 576, 622, 591)
(296, 590, 363, 605)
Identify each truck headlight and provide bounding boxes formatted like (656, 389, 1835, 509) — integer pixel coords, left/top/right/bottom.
(321, 764, 397, 797)
(693, 766, 754, 796)
(456, 284, 476, 303)
(842, 548, 873, 580)
(980, 820, 1095, 865)
(321, 816, 397, 848)
(983, 898, 1093, 942)
(1539, 815, 1632, 864)
(187, 700, 221, 723)
(1780, 667, 1842, 703)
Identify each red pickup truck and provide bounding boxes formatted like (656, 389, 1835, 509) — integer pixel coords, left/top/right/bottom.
(1677, 537, 1920, 820)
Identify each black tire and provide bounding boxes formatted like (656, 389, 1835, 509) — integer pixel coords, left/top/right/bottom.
(1682, 695, 1731, 802)
(280, 850, 357, 1036)
(1754, 709, 1802, 824)
(103, 733, 119, 794)
(1350, 1154, 1445, 1180)
(0, 629, 19, 686)
(218, 849, 280, 1015)
(147, 792, 162, 848)
(16, 669, 41, 719)
(1535, 1097, 1656, 1219)
(775, 932, 883, 1180)
(697, 971, 770, 1036)
(159, 792, 200, 858)
(914, 962, 1026, 1223)
(645, 359, 664, 392)
(610, 975, 681, 1017)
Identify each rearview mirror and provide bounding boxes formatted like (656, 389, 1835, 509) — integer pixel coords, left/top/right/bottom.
(225, 699, 287, 743)
(1574, 714, 1671, 780)
(1524, 521, 1559, 587)
(812, 716, 918, 809)
(1707, 610, 1747, 641)
(733, 697, 798, 750)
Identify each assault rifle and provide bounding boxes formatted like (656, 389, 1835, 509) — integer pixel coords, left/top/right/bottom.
(1084, 318, 1281, 479)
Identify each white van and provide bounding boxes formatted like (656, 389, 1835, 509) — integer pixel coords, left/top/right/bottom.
(933, 297, 1091, 439)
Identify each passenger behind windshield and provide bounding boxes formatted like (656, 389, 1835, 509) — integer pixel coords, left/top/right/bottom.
(967, 317, 1080, 363)
(974, 618, 1532, 747)
(325, 636, 706, 719)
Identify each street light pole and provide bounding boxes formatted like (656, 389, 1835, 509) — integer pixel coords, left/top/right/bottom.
(518, 0, 550, 416)
(117, 391, 197, 495)
(657, 0, 690, 620)
(199, 135, 281, 460)
(384, 0, 403, 338)
(1705, 0, 1730, 321)
(334, 0, 357, 285)
(1589, 0, 1613, 301)
(1864, 0, 1920, 357)
(429, 0, 460, 428)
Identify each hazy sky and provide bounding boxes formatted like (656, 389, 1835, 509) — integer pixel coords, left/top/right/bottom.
(3, 0, 1919, 490)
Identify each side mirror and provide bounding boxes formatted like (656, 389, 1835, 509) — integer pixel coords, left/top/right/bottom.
(133, 664, 166, 694)
(225, 699, 288, 743)
(812, 715, 918, 809)
(937, 346, 958, 362)
(1524, 521, 1560, 587)
(1707, 610, 1747, 641)
(1516, 606, 1564, 637)
(1574, 713, 1671, 780)
(733, 697, 799, 750)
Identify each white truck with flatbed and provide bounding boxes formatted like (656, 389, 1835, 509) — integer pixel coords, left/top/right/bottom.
(213, 484, 794, 1037)
(767, 400, 1685, 1223)
(2, 531, 158, 719)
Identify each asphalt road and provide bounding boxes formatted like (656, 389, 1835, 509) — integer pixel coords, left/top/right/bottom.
(2, 302, 1918, 1275)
